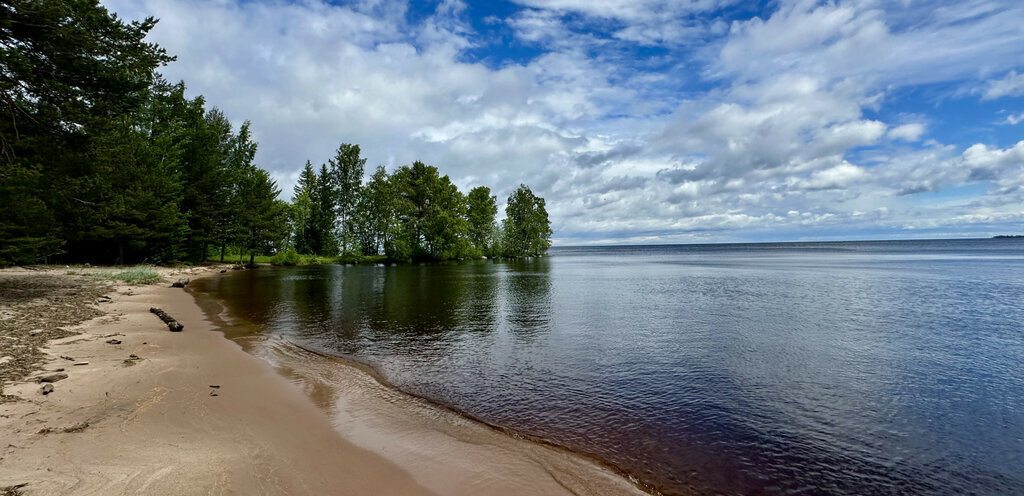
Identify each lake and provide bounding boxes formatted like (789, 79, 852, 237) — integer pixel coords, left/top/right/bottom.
(195, 239, 1024, 495)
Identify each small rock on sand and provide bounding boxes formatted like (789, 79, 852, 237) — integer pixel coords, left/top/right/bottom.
(40, 384, 54, 395)
(171, 278, 190, 288)
(105, 339, 122, 345)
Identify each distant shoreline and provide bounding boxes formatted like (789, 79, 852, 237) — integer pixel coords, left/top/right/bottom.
(552, 236, 1020, 249)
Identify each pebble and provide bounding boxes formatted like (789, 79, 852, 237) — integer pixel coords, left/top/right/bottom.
(40, 384, 54, 395)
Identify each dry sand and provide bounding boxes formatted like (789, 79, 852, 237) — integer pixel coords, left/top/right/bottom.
(0, 267, 649, 496)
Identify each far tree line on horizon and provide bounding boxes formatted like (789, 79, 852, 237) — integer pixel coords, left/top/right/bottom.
(0, 0, 551, 267)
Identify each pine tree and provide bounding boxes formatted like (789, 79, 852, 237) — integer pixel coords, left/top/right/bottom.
(237, 168, 288, 266)
(0, 0, 172, 265)
(311, 164, 338, 256)
(291, 161, 318, 254)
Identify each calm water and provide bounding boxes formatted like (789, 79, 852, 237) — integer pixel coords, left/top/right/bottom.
(197, 239, 1024, 495)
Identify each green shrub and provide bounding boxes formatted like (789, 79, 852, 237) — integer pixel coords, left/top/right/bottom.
(284, 249, 300, 265)
(269, 251, 286, 265)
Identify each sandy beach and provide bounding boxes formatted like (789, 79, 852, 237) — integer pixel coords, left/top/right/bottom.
(0, 267, 648, 496)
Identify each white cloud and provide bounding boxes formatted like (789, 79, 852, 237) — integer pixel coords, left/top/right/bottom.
(983, 70, 1024, 100)
(888, 123, 926, 141)
(1001, 112, 1024, 125)
(100, 0, 1024, 243)
(800, 162, 867, 191)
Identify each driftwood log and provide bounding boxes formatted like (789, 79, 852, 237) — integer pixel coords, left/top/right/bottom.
(150, 307, 184, 332)
(171, 278, 190, 288)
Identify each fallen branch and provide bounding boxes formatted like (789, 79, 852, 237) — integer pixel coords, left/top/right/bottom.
(149, 307, 184, 332)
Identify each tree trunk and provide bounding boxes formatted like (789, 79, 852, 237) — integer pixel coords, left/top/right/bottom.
(220, 243, 225, 262)
(249, 252, 255, 267)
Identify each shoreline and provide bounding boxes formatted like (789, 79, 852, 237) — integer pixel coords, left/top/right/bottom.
(190, 271, 655, 496)
(0, 265, 434, 495)
(1, 266, 650, 495)
(281, 339, 659, 496)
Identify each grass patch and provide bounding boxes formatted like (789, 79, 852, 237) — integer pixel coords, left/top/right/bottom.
(68, 266, 163, 285)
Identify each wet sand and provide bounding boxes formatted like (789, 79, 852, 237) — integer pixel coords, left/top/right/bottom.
(1, 268, 648, 495)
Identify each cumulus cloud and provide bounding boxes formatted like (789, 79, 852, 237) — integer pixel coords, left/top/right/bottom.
(888, 123, 926, 141)
(101, 0, 1024, 244)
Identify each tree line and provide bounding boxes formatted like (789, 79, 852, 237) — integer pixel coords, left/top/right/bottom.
(288, 149, 551, 262)
(0, 0, 551, 267)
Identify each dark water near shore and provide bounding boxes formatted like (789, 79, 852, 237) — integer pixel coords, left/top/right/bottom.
(198, 239, 1024, 495)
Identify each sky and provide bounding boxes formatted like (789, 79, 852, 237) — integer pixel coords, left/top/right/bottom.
(102, 0, 1024, 245)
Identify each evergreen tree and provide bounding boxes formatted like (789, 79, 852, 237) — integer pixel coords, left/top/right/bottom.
(1, 0, 172, 264)
(502, 185, 552, 257)
(237, 168, 288, 266)
(291, 161, 318, 254)
(310, 164, 338, 256)
(180, 106, 234, 262)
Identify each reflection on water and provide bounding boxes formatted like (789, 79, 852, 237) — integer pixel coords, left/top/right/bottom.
(196, 239, 1024, 496)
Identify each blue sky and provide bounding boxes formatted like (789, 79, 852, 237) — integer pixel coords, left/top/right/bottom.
(103, 0, 1024, 245)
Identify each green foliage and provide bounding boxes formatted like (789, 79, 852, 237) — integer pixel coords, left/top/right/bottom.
(387, 161, 474, 260)
(270, 247, 301, 266)
(329, 143, 366, 253)
(0, 1, 553, 267)
(291, 161, 318, 254)
(352, 165, 397, 256)
(1, 0, 172, 265)
(1, 0, 173, 153)
(466, 186, 498, 255)
(237, 168, 289, 266)
(502, 185, 552, 257)
(339, 160, 551, 262)
(313, 164, 339, 256)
